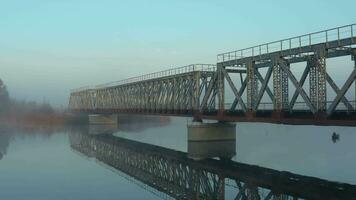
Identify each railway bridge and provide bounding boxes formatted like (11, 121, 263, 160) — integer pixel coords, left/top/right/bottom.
(69, 24, 356, 126)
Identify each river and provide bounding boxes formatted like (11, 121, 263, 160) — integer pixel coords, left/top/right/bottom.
(0, 116, 355, 199)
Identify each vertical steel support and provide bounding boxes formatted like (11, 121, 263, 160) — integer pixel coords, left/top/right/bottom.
(273, 59, 289, 111)
(281, 63, 289, 110)
(172, 78, 177, 111)
(247, 61, 258, 111)
(310, 58, 318, 110)
(92, 90, 97, 110)
(217, 64, 225, 114)
(273, 63, 282, 110)
(309, 56, 326, 112)
(354, 54, 356, 110)
(318, 57, 327, 111)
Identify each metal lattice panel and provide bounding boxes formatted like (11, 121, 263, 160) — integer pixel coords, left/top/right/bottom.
(272, 59, 289, 111)
(69, 65, 216, 115)
(247, 62, 258, 111)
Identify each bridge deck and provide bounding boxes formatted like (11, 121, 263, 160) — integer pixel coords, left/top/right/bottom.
(217, 24, 356, 65)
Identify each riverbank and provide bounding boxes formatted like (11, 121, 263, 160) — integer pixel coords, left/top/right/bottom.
(0, 112, 170, 131)
(0, 111, 89, 129)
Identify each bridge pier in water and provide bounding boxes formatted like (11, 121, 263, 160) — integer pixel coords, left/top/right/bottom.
(88, 114, 118, 125)
(187, 121, 236, 160)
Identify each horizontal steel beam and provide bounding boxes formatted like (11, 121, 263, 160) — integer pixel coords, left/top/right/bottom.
(228, 48, 355, 69)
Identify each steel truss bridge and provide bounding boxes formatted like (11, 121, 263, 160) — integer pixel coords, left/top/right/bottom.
(69, 24, 356, 125)
(69, 130, 356, 200)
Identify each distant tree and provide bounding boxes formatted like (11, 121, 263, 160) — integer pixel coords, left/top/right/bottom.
(38, 102, 54, 114)
(0, 79, 10, 112)
(0, 131, 11, 160)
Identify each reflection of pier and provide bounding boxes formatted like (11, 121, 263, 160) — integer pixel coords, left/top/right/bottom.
(70, 131, 356, 200)
(86, 115, 171, 135)
(117, 115, 170, 133)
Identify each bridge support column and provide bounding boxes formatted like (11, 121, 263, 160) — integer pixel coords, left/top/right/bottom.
(193, 71, 201, 113)
(247, 61, 258, 117)
(272, 58, 289, 119)
(88, 114, 118, 125)
(309, 55, 327, 118)
(273, 59, 289, 111)
(187, 122, 236, 160)
(217, 65, 225, 115)
(353, 52, 356, 110)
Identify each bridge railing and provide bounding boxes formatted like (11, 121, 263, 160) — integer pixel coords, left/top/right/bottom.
(217, 23, 356, 62)
(71, 64, 216, 93)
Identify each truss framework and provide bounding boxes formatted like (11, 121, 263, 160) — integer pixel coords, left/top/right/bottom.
(70, 67, 217, 115)
(218, 47, 356, 118)
(69, 24, 356, 123)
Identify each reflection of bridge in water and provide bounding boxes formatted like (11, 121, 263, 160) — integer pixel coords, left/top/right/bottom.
(69, 130, 356, 200)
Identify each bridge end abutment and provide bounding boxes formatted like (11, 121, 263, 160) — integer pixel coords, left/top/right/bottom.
(187, 121, 236, 160)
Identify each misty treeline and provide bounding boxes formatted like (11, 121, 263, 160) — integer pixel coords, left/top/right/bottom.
(0, 79, 10, 113)
(0, 78, 71, 128)
(0, 79, 54, 115)
(0, 79, 89, 127)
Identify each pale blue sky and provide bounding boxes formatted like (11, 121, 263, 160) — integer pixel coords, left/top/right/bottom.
(1, 0, 356, 106)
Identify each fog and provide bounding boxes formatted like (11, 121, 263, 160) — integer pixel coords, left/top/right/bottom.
(1, 1, 356, 107)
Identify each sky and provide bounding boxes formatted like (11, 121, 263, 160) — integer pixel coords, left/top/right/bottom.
(1, 0, 356, 107)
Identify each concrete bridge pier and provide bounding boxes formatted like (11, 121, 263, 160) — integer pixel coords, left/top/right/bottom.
(88, 114, 118, 125)
(187, 121, 236, 160)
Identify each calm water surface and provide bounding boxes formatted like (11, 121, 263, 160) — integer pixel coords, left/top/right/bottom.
(0, 117, 356, 199)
